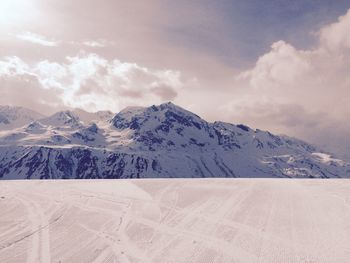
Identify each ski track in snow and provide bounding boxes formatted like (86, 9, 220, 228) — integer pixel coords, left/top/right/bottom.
(1, 179, 350, 263)
(14, 194, 51, 263)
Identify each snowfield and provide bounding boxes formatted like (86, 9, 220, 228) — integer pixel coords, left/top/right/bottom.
(1, 179, 350, 263)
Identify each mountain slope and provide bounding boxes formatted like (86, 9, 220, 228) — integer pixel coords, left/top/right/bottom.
(0, 102, 349, 179)
(0, 106, 44, 130)
(72, 108, 113, 125)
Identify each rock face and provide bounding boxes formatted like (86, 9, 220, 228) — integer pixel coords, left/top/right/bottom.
(0, 102, 349, 179)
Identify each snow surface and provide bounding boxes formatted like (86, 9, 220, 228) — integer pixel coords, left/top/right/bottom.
(0, 179, 350, 263)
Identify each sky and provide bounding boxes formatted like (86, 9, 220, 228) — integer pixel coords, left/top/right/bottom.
(0, 0, 350, 159)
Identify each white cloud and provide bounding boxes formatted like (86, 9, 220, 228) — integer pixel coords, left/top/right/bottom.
(0, 53, 183, 113)
(227, 9, 350, 159)
(0, 56, 28, 75)
(0, 71, 63, 113)
(319, 9, 350, 51)
(82, 39, 113, 48)
(239, 41, 311, 90)
(16, 32, 59, 47)
(34, 61, 68, 89)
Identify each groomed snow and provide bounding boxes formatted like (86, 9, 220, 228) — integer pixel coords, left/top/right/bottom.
(1, 179, 350, 263)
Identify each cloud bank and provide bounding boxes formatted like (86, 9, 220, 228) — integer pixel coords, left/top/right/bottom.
(223, 9, 350, 158)
(0, 53, 183, 113)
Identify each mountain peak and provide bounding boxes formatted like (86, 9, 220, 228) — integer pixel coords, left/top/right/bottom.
(112, 102, 205, 132)
(0, 105, 44, 130)
(52, 110, 80, 122)
(39, 110, 82, 128)
(72, 108, 114, 124)
(157, 102, 200, 116)
(158, 101, 177, 109)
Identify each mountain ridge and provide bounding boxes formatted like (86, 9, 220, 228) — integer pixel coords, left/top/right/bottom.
(0, 102, 349, 179)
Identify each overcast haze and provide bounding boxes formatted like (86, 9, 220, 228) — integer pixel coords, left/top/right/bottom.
(1, 0, 350, 159)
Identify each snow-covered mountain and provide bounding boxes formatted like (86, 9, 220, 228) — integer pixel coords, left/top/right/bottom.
(72, 108, 113, 125)
(0, 106, 44, 130)
(39, 111, 83, 129)
(0, 102, 349, 179)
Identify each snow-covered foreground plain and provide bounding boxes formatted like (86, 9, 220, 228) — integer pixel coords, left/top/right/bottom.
(1, 179, 350, 263)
